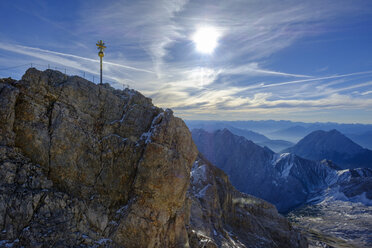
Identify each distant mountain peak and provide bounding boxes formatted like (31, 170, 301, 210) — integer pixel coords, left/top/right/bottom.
(286, 129, 372, 169)
(293, 129, 363, 154)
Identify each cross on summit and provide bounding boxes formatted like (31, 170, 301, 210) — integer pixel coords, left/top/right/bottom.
(96, 40, 106, 85)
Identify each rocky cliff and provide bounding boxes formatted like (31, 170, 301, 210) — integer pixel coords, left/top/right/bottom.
(187, 155, 307, 248)
(0, 69, 306, 247)
(0, 69, 197, 247)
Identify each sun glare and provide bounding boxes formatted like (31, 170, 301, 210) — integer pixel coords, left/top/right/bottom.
(192, 26, 220, 54)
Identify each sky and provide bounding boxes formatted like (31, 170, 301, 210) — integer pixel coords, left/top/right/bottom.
(1, 0, 372, 124)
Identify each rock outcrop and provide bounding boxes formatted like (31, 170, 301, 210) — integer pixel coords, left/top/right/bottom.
(0, 69, 198, 247)
(1, 69, 306, 247)
(187, 155, 308, 248)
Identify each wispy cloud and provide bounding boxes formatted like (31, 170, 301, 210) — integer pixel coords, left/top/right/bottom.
(221, 63, 312, 78)
(0, 43, 154, 74)
(79, 0, 188, 77)
(1, 0, 372, 123)
(361, 90, 372, 96)
(261, 71, 372, 88)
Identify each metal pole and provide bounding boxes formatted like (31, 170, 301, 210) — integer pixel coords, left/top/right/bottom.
(100, 56, 103, 85)
(96, 40, 106, 85)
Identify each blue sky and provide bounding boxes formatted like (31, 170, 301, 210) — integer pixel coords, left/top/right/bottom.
(1, 0, 372, 123)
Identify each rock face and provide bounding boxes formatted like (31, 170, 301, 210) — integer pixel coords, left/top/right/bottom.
(187, 155, 308, 248)
(284, 129, 372, 169)
(192, 128, 335, 212)
(0, 69, 307, 247)
(0, 69, 198, 247)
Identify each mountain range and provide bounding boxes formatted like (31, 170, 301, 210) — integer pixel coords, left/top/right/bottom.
(192, 128, 372, 247)
(186, 120, 372, 149)
(185, 122, 294, 152)
(191, 128, 336, 212)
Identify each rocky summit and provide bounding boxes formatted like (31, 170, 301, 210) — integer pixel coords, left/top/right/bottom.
(0, 69, 306, 247)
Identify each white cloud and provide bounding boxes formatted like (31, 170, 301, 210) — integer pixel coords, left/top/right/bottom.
(1, 0, 372, 123)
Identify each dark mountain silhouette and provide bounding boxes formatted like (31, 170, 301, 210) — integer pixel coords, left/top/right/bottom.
(185, 122, 294, 152)
(285, 129, 372, 169)
(227, 126, 294, 152)
(186, 120, 372, 145)
(346, 130, 372, 150)
(269, 125, 309, 142)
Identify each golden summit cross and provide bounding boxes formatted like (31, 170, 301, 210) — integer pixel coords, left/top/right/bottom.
(96, 40, 106, 85)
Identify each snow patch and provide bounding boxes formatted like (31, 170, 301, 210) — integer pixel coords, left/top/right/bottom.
(116, 204, 129, 214)
(281, 161, 293, 178)
(271, 153, 290, 165)
(337, 169, 352, 183)
(101, 134, 128, 142)
(196, 184, 211, 198)
(96, 238, 112, 245)
(191, 164, 208, 184)
(0, 239, 19, 248)
(312, 185, 372, 206)
(139, 112, 165, 144)
(141, 131, 152, 144)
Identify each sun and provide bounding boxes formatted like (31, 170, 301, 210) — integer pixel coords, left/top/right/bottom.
(192, 26, 220, 54)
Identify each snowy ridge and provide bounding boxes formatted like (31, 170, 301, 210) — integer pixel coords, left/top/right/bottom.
(306, 167, 372, 206)
(271, 152, 290, 165)
(190, 161, 208, 185)
(271, 153, 294, 179)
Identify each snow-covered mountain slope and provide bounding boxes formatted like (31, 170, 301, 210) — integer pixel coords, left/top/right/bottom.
(307, 167, 372, 206)
(289, 168, 372, 247)
(192, 128, 372, 247)
(192, 129, 337, 212)
(288, 191, 372, 248)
